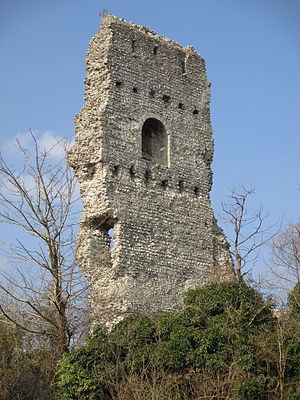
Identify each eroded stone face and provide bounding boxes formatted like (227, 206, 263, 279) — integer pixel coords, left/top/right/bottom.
(69, 15, 233, 328)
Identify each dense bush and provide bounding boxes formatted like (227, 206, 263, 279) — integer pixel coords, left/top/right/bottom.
(283, 284, 300, 399)
(0, 319, 56, 400)
(54, 281, 300, 400)
(1, 281, 298, 399)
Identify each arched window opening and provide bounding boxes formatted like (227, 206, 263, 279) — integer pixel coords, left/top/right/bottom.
(142, 118, 168, 166)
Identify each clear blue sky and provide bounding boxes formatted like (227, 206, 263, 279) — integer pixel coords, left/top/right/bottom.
(1, 0, 299, 244)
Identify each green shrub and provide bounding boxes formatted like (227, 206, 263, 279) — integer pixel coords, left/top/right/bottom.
(53, 282, 281, 400)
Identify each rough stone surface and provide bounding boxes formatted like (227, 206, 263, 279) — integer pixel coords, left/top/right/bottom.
(69, 15, 233, 328)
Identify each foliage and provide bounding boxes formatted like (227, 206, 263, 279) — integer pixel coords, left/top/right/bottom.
(283, 284, 300, 399)
(0, 317, 56, 400)
(55, 281, 296, 400)
(0, 281, 298, 399)
(287, 283, 300, 314)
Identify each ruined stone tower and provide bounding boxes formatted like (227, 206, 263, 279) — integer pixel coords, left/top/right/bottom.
(69, 15, 232, 327)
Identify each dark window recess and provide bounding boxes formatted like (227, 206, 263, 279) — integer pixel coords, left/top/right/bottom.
(112, 165, 119, 176)
(178, 103, 184, 110)
(129, 165, 135, 178)
(131, 40, 136, 52)
(153, 46, 158, 55)
(194, 186, 200, 197)
(132, 87, 138, 93)
(86, 163, 96, 178)
(149, 89, 155, 98)
(161, 180, 168, 191)
(142, 118, 168, 166)
(162, 95, 171, 103)
(181, 61, 186, 74)
(115, 81, 122, 87)
(178, 180, 184, 193)
(193, 109, 199, 115)
(144, 169, 151, 184)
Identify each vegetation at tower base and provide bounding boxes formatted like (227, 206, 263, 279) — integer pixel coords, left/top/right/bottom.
(283, 284, 300, 399)
(54, 281, 300, 400)
(0, 317, 57, 400)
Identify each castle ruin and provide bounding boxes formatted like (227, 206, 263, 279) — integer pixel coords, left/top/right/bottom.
(69, 15, 232, 328)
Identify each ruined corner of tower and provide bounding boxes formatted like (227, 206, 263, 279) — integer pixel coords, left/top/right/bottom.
(68, 14, 234, 329)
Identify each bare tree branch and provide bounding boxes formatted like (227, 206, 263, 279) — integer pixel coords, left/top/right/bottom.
(0, 131, 90, 354)
(220, 185, 278, 283)
(267, 222, 300, 299)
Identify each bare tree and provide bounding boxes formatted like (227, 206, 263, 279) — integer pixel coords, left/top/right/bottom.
(220, 185, 277, 282)
(268, 222, 300, 294)
(0, 132, 89, 355)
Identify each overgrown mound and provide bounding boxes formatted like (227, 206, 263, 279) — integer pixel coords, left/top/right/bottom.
(54, 282, 300, 400)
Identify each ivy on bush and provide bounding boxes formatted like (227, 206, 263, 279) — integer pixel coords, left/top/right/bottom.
(54, 282, 299, 400)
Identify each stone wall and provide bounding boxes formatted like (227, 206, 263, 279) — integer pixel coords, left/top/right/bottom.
(69, 15, 233, 328)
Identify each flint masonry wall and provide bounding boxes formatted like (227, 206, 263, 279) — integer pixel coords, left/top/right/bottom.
(69, 15, 233, 328)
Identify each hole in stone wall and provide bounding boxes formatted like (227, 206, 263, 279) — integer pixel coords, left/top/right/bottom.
(129, 165, 135, 179)
(149, 89, 155, 98)
(112, 165, 120, 176)
(194, 186, 200, 197)
(86, 163, 96, 179)
(115, 81, 122, 87)
(131, 40, 136, 52)
(178, 180, 184, 193)
(193, 109, 199, 115)
(142, 118, 168, 165)
(132, 87, 138, 93)
(162, 95, 171, 103)
(153, 46, 158, 55)
(181, 61, 186, 74)
(91, 216, 116, 254)
(144, 169, 151, 185)
(178, 103, 184, 110)
(108, 228, 115, 250)
(161, 180, 168, 191)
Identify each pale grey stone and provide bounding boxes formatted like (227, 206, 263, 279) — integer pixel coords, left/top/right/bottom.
(69, 15, 233, 329)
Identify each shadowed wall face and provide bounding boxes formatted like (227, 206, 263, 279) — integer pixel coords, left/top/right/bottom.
(69, 15, 233, 328)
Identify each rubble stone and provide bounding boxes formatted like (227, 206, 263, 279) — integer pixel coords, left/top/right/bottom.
(69, 15, 233, 328)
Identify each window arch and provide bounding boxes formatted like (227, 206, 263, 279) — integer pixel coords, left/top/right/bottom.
(142, 118, 168, 165)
